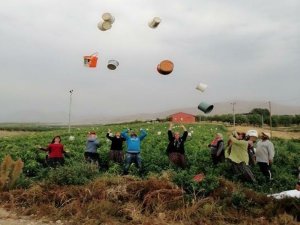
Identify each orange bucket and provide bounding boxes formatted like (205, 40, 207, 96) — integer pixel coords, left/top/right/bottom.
(157, 60, 174, 75)
(83, 53, 98, 68)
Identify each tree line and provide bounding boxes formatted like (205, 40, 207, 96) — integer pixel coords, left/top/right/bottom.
(197, 108, 300, 127)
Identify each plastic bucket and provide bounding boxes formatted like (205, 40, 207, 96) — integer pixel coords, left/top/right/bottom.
(196, 83, 208, 92)
(157, 60, 174, 75)
(198, 102, 214, 114)
(97, 21, 112, 31)
(107, 60, 119, 70)
(83, 53, 98, 68)
(148, 17, 161, 28)
(102, 13, 115, 24)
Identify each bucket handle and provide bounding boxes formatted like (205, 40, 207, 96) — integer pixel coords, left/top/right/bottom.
(90, 52, 98, 57)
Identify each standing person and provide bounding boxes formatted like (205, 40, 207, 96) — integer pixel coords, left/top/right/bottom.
(255, 131, 275, 181)
(121, 128, 147, 175)
(106, 129, 126, 163)
(166, 123, 188, 169)
(84, 131, 100, 166)
(39, 135, 65, 167)
(226, 131, 256, 182)
(245, 130, 258, 167)
(208, 133, 225, 165)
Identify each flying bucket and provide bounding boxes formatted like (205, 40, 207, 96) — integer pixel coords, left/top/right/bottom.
(198, 102, 214, 114)
(196, 83, 208, 92)
(102, 13, 115, 24)
(83, 53, 98, 68)
(148, 17, 161, 28)
(157, 60, 174, 75)
(97, 21, 112, 31)
(107, 60, 119, 70)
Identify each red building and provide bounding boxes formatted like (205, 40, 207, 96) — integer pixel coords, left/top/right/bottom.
(170, 112, 196, 123)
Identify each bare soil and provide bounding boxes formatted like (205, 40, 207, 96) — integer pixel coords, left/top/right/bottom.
(0, 208, 61, 225)
(227, 125, 300, 139)
(0, 131, 33, 138)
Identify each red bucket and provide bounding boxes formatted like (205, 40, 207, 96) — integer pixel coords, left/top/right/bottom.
(84, 53, 98, 68)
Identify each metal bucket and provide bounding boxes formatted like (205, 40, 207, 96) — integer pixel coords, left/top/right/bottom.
(198, 102, 214, 114)
(102, 13, 115, 24)
(97, 21, 112, 31)
(148, 17, 161, 28)
(107, 60, 119, 70)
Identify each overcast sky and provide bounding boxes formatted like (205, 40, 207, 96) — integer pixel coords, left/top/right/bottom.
(0, 0, 299, 123)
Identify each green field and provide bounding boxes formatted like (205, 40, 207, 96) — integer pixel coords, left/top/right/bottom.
(0, 122, 299, 224)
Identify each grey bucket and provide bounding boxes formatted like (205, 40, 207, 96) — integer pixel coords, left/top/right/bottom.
(198, 102, 214, 114)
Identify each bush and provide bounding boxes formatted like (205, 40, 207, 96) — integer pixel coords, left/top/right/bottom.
(45, 162, 99, 185)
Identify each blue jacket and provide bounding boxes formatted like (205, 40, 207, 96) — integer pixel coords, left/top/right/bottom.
(121, 129, 147, 153)
(85, 137, 100, 153)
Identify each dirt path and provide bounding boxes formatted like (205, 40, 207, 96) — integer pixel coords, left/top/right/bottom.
(0, 208, 63, 225)
(227, 126, 300, 139)
(0, 131, 33, 138)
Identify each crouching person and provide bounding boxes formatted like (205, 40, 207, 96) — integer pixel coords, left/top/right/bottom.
(208, 133, 225, 165)
(121, 128, 147, 175)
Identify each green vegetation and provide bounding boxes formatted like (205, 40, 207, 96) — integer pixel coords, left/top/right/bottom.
(0, 122, 299, 224)
(197, 108, 300, 127)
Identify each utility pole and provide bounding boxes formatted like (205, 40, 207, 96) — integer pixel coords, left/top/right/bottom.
(231, 102, 236, 127)
(261, 114, 264, 127)
(268, 101, 272, 136)
(68, 90, 74, 133)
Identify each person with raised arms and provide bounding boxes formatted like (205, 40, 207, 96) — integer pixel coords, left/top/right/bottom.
(166, 123, 188, 169)
(106, 129, 126, 164)
(121, 128, 147, 175)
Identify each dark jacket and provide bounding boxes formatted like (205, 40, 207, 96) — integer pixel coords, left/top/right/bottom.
(106, 133, 126, 151)
(166, 130, 188, 155)
(209, 140, 224, 156)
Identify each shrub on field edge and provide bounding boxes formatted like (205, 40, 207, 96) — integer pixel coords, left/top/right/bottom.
(44, 162, 99, 185)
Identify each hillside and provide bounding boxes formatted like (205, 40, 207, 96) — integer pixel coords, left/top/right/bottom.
(1, 101, 300, 124)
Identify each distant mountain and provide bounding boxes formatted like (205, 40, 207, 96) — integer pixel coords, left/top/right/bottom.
(78, 101, 300, 124)
(1, 101, 299, 124)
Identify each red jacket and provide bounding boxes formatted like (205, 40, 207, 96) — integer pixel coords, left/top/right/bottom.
(47, 143, 64, 158)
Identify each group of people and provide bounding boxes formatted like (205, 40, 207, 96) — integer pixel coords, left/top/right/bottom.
(39, 124, 275, 181)
(38, 123, 190, 173)
(209, 129, 275, 182)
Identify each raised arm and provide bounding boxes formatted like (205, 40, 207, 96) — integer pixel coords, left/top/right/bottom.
(106, 130, 113, 141)
(139, 129, 147, 141)
(181, 131, 188, 142)
(121, 129, 129, 140)
(181, 124, 187, 132)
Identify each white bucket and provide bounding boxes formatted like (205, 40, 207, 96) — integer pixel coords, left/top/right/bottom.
(107, 60, 119, 70)
(148, 17, 161, 28)
(102, 13, 115, 24)
(97, 21, 112, 31)
(196, 83, 208, 92)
